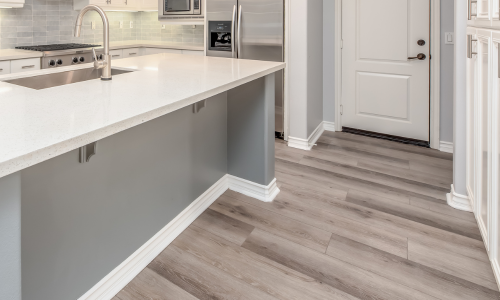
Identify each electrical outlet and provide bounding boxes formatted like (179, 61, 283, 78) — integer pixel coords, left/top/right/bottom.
(445, 32, 454, 45)
(192, 25, 196, 29)
(91, 21, 96, 29)
(130, 21, 134, 29)
(161, 24, 166, 29)
(119, 21, 123, 29)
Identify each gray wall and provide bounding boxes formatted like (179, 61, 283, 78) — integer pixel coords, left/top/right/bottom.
(323, 0, 335, 123)
(322, 0, 454, 143)
(440, 0, 455, 143)
(20, 93, 228, 300)
(0, 172, 21, 300)
(0, 2, 203, 49)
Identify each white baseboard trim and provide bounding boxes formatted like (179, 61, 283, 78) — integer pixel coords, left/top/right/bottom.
(447, 184, 472, 212)
(323, 121, 336, 132)
(228, 175, 280, 203)
(78, 173, 280, 300)
(78, 175, 229, 300)
(491, 259, 500, 292)
(439, 141, 453, 153)
(287, 121, 325, 151)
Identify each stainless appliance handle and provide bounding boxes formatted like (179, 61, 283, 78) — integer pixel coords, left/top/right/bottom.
(237, 5, 242, 59)
(468, 0, 477, 20)
(22, 65, 35, 69)
(232, 5, 236, 58)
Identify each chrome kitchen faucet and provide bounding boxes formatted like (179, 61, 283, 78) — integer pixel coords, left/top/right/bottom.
(74, 5, 112, 80)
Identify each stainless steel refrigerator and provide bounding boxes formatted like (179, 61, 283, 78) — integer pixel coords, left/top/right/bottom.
(206, 0, 284, 136)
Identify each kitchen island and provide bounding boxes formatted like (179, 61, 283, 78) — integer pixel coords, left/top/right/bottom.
(0, 53, 285, 300)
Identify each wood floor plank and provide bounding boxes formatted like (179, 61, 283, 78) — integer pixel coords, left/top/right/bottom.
(326, 233, 499, 300)
(276, 158, 411, 204)
(210, 194, 332, 253)
(191, 208, 254, 246)
(410, 160, 454, 179)
(173, 225, 359, 300)
(272, 167, 488, 262)
(315, 142, 411, 169)
(150, 244, 278, 300)
(300, 155, 449, 200)
(345, 190, 481, 240)
(410, 195, 477, 223)
(242, 228, 439, 300)
(318, 135, 454, 168)
(227, 187, 408, 258)
(276, 139, 359, 166)
(115, 268, 199, 300)
(275, 149, 304, 163)
(322, 131, 454, 161)
(408, 239, 498, 291)
(357, 159, 452, 189)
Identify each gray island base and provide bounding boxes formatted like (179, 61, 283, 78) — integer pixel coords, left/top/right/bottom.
(0, 57, 281, 299)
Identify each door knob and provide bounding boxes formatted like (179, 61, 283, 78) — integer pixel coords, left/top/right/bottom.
(417, 39, 426, 46)
(408, 53, 426, 60)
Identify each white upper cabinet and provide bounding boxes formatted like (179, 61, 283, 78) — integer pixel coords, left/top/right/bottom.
(74, 0, 152, 11)
(0, 0, 24, 8)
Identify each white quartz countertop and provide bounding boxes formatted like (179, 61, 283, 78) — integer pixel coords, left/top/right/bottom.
(0, 41, 203, 61)
(0, 49, 44, 61)
(0, 54, 285, 179)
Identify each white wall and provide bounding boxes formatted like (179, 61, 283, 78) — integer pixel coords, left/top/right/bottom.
(288, 0, 324, 140)
(322, 0, 454, 143)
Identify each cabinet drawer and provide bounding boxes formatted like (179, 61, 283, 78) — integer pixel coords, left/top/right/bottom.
(10, 58, 40, 74)
(182, 50, 204, 56)
(122, 48, 141, 58)
(109, 49, 123, 60)
(0, 61, 10, 75)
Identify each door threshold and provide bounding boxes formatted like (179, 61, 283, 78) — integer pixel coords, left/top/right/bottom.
(342, 127, 430, 148)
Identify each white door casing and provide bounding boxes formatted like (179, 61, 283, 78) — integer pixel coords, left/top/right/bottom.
(341, 0, 430, 141)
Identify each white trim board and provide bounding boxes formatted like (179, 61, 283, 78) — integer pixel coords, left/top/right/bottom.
(78, 174, 279, 300)
(446, 184, 472, 212)
(333, 0, 441, 148)
(323, 121, 336, 132)
(439, 141, 453, 153)
(288, 121, 325, 151)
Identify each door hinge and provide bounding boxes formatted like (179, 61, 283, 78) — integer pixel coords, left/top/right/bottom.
(340, 105, 343, 115)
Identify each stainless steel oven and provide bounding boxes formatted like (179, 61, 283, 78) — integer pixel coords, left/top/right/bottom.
(162, 0, 202, 16)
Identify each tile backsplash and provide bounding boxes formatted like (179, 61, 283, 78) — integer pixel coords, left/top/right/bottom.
(0, 1, 204, 49)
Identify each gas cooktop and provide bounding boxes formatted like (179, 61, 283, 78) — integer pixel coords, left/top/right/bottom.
(16, 43, 101, 52)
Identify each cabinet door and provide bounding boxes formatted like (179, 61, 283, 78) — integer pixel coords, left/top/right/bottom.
(109, 49, 123, 60)
(476, 29, 492, 248)
(10, 58, 40, 73)
(492, 30, 500, 273)
(143, 48, 182, 55)
(139, 0, 157, 10)
(182, 50, 204, 56)
(467, 28, 478, 208)
(122, 48, 141, 58)
(0, 60, 10, 75)
(468, 0, 492, 27)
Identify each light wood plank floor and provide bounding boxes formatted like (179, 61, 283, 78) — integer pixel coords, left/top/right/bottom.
(113, 131, 500, 300)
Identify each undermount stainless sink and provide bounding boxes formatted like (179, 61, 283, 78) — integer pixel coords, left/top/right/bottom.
(4, 68, 133, 90)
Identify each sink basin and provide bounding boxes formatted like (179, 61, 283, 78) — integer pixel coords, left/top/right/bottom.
(4, 68, 133, 90)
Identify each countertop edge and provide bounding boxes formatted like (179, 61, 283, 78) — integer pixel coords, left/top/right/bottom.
(0, 63, 285, 179)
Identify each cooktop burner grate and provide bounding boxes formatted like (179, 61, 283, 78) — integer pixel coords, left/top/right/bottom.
(16, 43, 101, 52)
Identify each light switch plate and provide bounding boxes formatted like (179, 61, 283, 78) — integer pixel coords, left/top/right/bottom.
(119, 21, 123, 29)
(91, 21, 96, 29)
(161, 24, 166, 29)
(130, 21, 134, 28)
(445, 32, 454, 45)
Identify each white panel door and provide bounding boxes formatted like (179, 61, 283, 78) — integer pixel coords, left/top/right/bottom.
(342, 0, 430, 141)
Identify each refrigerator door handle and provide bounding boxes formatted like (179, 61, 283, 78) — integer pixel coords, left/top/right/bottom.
(238, 5, 242, 59)
(232, 5, 237, 58)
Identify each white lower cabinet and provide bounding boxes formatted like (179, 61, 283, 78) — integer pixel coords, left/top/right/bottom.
(122, 48, 141, 58)
(109, 49, 123, 60)
(0, 60, 10, 75)
(467, 27, 500, 286)
(10, 58, 40, 73)
(142, 48, 182, 56)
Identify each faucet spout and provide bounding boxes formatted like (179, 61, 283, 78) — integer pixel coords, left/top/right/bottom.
(74, 5, 112, 80)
